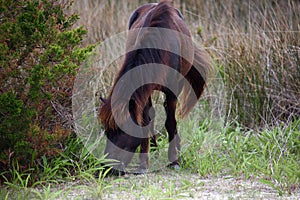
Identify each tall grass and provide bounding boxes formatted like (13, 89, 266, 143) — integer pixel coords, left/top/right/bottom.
(182, 0, 300, 127)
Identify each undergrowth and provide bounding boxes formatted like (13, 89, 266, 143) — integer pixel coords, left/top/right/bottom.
(1, 119, 299, 198)
(181, 118, 300, 195)
(0, 137, 113, 200)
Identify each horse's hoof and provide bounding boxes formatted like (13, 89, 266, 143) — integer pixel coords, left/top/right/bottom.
(167, 162, 180, 171)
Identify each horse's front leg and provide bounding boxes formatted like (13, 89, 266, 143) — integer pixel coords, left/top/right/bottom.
(138, 137, 150, 173)
(137, 98, 154, 173)
(164, 94, 181, 170)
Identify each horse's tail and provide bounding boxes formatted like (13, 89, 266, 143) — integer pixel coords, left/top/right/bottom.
(179, 46, 214, 118)
(98, 97, 116, 130)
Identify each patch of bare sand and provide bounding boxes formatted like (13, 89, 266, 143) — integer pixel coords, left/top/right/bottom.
(60, 170, 299, 199)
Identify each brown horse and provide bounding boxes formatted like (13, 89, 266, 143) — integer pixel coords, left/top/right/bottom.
(99, 0, 211, 174)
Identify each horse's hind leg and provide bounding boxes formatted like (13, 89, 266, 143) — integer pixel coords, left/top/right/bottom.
(164, 93, 181, 170)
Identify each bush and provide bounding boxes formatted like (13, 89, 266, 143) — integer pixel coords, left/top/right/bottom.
(0, 0, 93, 173)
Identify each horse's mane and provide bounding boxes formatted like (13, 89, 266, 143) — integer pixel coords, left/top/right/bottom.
(99, 0, 212, 131)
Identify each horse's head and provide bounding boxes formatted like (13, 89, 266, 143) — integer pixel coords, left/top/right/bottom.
(103, 128, 142, 173)
(99, 97, 144, 173)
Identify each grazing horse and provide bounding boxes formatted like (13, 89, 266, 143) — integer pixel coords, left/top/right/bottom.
(99, 0, 211, 174)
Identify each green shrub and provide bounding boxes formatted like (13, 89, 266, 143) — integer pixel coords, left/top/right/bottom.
(0, 0, 93, 174)
(0, 92, 33, 167)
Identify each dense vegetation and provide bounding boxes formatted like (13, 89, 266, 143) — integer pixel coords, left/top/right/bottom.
(0, 0, 299, 199)
(0, 0, 93, 177)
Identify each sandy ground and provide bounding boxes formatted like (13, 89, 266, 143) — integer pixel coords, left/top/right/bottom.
(58, 170, 299, 200)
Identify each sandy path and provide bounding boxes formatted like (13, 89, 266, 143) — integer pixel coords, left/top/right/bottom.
(59, 170, 299, 199)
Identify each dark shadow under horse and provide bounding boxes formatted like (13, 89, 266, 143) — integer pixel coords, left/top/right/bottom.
(99, 0, 211, 175)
